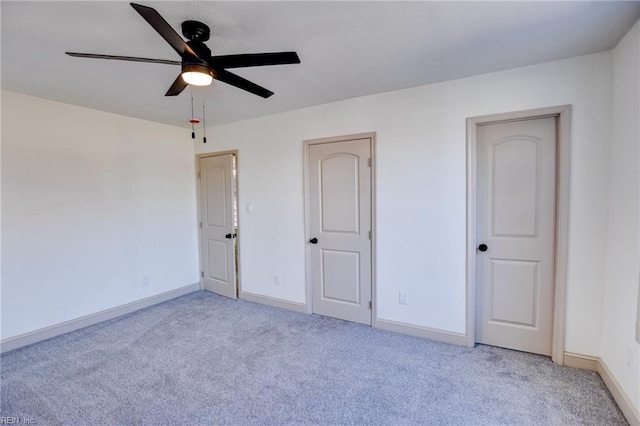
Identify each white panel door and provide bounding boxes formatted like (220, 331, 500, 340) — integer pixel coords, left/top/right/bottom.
(309, 138, 372, 325)
(199, 154, 236, 299)
(476, 117, 556, 355)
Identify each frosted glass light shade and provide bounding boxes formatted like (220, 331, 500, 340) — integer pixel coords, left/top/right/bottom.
(182, 71, 213, 86)
(181, 64, 214, 86)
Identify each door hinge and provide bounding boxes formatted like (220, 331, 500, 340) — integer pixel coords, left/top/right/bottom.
(201, 271, 204, 278)
(197, 171, 201, 178)
(368, 158, 372, 167)
(199, 222, 202, 229)
(369, 301, 372, 309)
(368, 230, 372, 240)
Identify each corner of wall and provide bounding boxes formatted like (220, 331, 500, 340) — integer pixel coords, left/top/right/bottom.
(600, 18, 640, 417)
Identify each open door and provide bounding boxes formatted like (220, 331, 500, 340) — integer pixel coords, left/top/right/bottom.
(199, 154, 237, 299)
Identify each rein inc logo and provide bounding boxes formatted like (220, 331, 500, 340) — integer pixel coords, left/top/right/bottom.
(0, 418, 34, 424)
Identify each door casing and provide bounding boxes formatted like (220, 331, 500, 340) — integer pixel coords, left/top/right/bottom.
(466, 106, 571, 365)
(196, 150, 241, 298)
(303, 132, 377, 326)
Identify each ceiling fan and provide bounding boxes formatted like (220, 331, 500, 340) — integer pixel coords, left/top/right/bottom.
(66, 2, 300, 98)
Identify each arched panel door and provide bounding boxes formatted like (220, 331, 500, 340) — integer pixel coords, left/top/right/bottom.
(476, 117, 557, 355)
(309, 138, 372, 325)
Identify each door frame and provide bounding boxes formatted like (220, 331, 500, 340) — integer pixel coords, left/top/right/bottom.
(303, 132, 377, 326)
(466, 105, 571, 365)
(196, 150, 242, 298)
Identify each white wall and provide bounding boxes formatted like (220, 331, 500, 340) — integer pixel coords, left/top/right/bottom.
(601, 21, 640, 414)
(1, 91, 199, 339)
(198, 52, 614, 355)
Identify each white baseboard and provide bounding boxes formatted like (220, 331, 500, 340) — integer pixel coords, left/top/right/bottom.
(563, 352, 599, 371)
(0, 283, 200, 354)
(241, 291, 307, 314)
(564, 351, 639, 425)
(375, 318, 467, 346)
(598, 357, 640, 426)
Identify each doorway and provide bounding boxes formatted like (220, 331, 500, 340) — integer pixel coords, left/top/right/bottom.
(466, 106, 571, 364)
(198, 152, 239, 299)
(304, 133, 375, 325)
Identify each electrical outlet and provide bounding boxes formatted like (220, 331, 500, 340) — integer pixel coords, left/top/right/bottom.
(399, 291, 408, 305)
(274, 274, 281, 286)
(142, 276, 150, 287)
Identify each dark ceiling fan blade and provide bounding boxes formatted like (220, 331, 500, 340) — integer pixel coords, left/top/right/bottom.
(215, 69, 274, 98)
(208, 52, 300, 69)
(130, 3, 198, 59)
(165, 74, 188, 96)
(66, 52, 180, 66)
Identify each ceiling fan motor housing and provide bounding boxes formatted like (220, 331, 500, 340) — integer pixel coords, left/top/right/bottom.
(186, 40, 212, 60)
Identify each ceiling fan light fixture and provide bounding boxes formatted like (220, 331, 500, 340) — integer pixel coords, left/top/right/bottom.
(181, 64, 214, 86)
(67, 4, 299, 97)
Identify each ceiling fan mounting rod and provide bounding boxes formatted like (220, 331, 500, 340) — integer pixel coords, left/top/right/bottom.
(182, 20, 210, 42)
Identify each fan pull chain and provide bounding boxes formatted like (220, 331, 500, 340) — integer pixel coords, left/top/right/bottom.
(202, 98, 207, 144)
(190, 89, 196, 139)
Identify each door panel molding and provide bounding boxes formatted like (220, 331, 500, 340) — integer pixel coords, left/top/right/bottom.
(466, 105, 571, 365)
(304, 132, 377, 326)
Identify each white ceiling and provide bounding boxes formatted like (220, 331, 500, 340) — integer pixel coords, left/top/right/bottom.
(2, 1, 639, 128)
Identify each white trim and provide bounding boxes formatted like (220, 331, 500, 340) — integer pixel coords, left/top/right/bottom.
(563, 352, 598, 371)
(370, 136, 378, 328)
(598, 358, 640, 426)
(562, 352, 639, 425)
(553, 107, 572, 366)
(0, 283, 200, 354)
(466, 105, 571, 365)
(465, 118, 478, 348)
(241, 291, 307, 314)
(195, 155, 205, 291)
(376, 319, 468, 347)
(636, 265, 640, 344)
(303, 132, 377, 324)
(303, 141, 313, 315)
